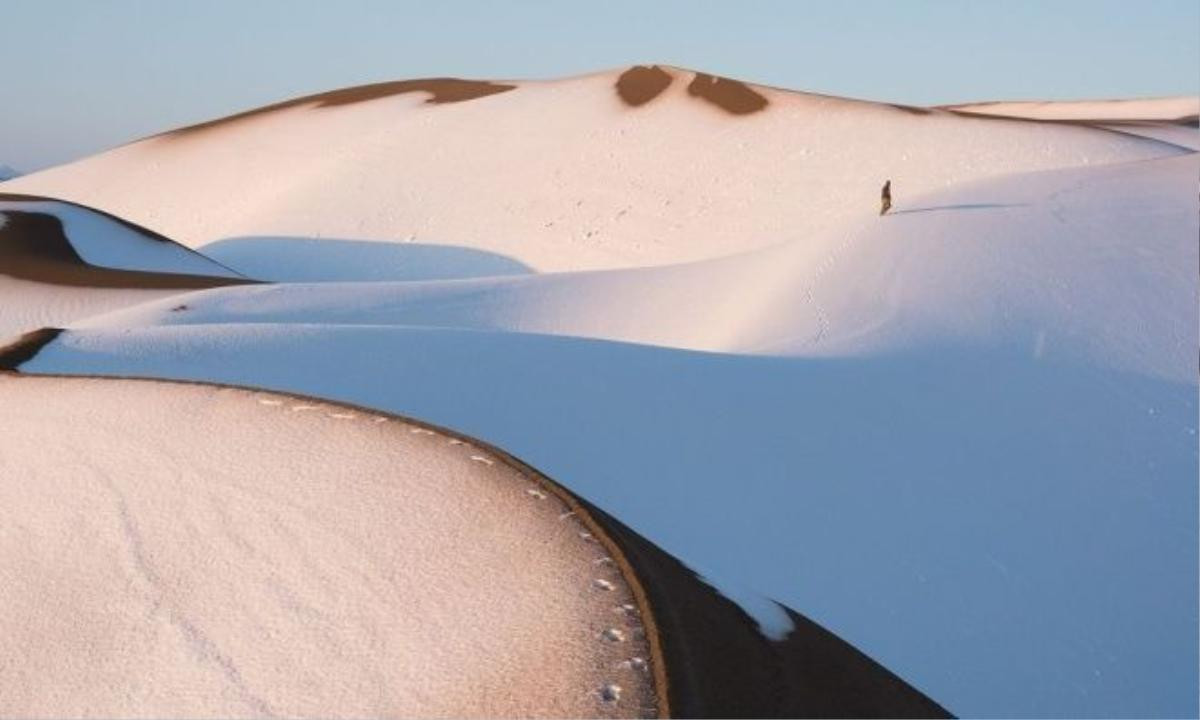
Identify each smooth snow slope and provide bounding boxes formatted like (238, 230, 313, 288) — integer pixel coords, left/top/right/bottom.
(23, 323, 1197, 718)
(945, 96, 1199, 122)
(945, 96, 1200, 150)
(85, 153, 1198, 383)
(5, 68, 1197, 717)
(0, 375, 658, 719)
(4, 67, 1186, 273)
(0, 276, 179, 341)
(23, 152, 1199, 718)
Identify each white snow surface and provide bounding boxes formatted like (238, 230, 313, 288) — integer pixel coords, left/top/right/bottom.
(5, 70, 1199, 717)
(946, 95, 1199, 122)
(0, 375, 656, 718)
(4, 67, 1188, 273)
(0, 275, 179, 340)
(83, 154, 1198, 383)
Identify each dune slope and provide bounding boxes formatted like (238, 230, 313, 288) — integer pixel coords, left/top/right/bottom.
(0, 194, 250, 339)
(2, 66, 1196, 718)
(3, 67, 1187, 272)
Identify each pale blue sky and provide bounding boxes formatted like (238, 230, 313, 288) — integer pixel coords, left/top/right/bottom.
(2, 0, 1197, 171)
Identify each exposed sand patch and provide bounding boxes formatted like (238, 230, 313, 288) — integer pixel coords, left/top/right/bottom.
(686, 73, 768, 115)
(0, 375, 660, 718)
(165, 78, 517, 137)
(615, 66, 674, 107)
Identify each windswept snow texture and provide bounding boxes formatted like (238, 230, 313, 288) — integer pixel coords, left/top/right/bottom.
(0, 375, 658, 718)
(8, 68, 1199, 717)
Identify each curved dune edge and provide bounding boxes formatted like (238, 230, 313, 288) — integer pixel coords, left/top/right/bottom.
(2, 341, 951, 717)
(0, 327, 63, 370)
(0, 192, 252, 289)
(1, 372, 665, 718)
(162, 78, 518, 137)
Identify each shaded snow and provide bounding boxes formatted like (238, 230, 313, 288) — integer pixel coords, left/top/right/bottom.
(0, 198, 241, 278)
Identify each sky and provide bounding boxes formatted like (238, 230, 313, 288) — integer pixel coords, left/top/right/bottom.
(2, 0, 1197, 171)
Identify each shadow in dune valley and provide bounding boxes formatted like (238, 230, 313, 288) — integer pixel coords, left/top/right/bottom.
(199, 236, 535, 282)
(892, 203, 1029, 215)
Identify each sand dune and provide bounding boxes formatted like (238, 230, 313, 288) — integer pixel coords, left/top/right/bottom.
(4, 66, 1184, 272)
(0, 194, 250, 339)
(0, 374, 947, 718)
(2, 66, 1196, 718)
(0, 375, 661, 718)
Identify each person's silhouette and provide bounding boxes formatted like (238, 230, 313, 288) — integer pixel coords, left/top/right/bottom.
(880, 180, 892, 216)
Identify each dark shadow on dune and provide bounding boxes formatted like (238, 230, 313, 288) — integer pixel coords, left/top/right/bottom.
(890, 104, 934, 115)
(201, 236, 535, 282)
(576, 498, 952, 718)
(891, 203, 1028, 215)
(163, 78, 517, 137)
(0, 210, 253, 289)
(616, 65, 675, 107)
(0, 327, 62, 371)
(687, 72, 769, 115)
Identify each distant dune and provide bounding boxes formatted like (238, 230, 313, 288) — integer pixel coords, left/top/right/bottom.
(4, 65, 1185, 272)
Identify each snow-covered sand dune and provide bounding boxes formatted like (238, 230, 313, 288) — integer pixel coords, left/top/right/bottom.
(80, 153, 1197, 383)
(2, 66, 1197, 717)
(944, 96, 1200, 149)
(0, 373, 948, 719)
(0, 374, 661, 718)
(0, 194, 249, 338)
(3, 66, 1186, 272)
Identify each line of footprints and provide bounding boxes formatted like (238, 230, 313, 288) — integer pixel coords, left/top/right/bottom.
(255, 394, 656, 716)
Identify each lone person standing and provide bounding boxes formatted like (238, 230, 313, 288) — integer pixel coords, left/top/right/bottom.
(880, 179, 892, 215)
